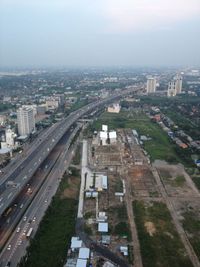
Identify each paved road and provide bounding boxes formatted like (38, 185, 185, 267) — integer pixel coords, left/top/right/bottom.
(0, 125, 81, 267)
(0, 86, 141, 216)
(76, 140, 130, 267)
(76, 218, 129, 267)
(0, 125, 77, 249)
(77, 140, 88, 218)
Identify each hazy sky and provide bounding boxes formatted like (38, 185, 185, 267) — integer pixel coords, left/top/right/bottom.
(1, 0, 200, 67)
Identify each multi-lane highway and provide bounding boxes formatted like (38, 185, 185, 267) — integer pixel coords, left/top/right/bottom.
(0, 87, 140, 217)
(0, 124, 81, 249)
(0, 124, 81, 267)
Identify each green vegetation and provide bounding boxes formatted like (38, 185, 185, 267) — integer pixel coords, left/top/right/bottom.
(92, 111, 185, 163)
(133, 200, 193, 267)
(160, 172, 186, 187)
(84, 211, 95, 219)
(19, 173, 78, 267)
(192, 176, 200, 190)
(114, 222, 132, 241)
(0, 103, 13, 112)
(182, 211, 200, 260)
(84, 223, 93, 235)
(173, 175, 185, 186)
(71, 143, 81, 165)
(70, 98, 90, 112)
(114, 178, 123, 192)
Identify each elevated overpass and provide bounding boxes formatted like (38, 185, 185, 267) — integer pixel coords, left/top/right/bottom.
(0, 86, 142, 216)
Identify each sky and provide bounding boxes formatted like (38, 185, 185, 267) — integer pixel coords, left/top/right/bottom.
(0, 0, 200, 67)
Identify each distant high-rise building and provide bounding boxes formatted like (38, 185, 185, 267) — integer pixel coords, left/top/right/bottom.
(175, 74, 182, 94)
(146, 77, 156, 93)
(167, 81, 177, 97)
(17, 107, 35, 136)
(167, 74, 183, 97)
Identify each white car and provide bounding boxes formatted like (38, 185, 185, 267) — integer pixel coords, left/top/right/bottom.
(32, 216, 36, 222)
(17, 240, 22, 246)
(7, 244, 11, 250)
(23, 216, 27, 221)
(16, 227, 20, 233)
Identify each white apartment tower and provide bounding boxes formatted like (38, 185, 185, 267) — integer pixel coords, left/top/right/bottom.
(167, 81, 177, 97)
(175, 74, 183, 94)
(146, 77, 156, 93)
(167, 74, 183, 97)
(17, 107, 35, 136)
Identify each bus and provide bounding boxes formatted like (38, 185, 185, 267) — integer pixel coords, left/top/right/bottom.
(26, 227, 33, 238)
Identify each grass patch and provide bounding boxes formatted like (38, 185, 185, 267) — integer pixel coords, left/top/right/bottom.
(114, 222, 132, 241)
(72, 143, 81, 165)
(84, 223, 93, 235)
(182, 211, 200, 260)
(133, 200, 193, 267)
(160, 173, 186, 187)
(192, 176, 200, 191)
(174, 175, 185, 187)
(114, 179, 123, 192)
(92, 110, 186, 164)
(19, 174, 78, 267)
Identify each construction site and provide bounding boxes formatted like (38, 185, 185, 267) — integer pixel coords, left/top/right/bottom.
(66, 120, 200, 267)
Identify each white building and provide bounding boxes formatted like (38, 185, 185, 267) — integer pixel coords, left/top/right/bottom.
(175, 74, 183, 94)
(5, 128, 16, 148)
(168, 74, 183, 97)
(95, 174, 108, 191)
(102, 124, 108, 132)
(109, 131, 117, 144)
(22, 105, 37, 117)
(17, 107, 35, 136)
(167, 81, 177, 97)
(76, 259, 87, 267)
(146, 77, 156, 93)
(107, 103, 121, 113)
(70, 237, 82, 252)
(98, 222, 108, 233)
(0, 115, 7, 126)
(100, 131, 108, 146)
(78, 248, 90, 259)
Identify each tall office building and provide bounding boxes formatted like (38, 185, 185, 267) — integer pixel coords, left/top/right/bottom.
(167, 74, 183, 97)
(17, 107, 35, 136)
(167, 81, 177, 97)
(175, 74, 182, 94)
(146, 77, 156, 93)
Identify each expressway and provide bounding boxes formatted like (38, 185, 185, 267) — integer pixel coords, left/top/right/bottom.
(0, 125, 81, 267)
(0, 124, 81, 250)
(0, 86, 141, 216)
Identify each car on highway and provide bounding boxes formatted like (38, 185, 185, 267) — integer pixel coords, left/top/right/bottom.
(17, 240, 22, 246)
(16, 227, 20, 233)
(27, 187, 32, 194)
(7, 244, 11, 250)
(33, 216, 36, 222)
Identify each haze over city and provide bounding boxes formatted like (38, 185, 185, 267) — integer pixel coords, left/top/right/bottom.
(1, 0, 200, 67)
(1, 1, 200, 267)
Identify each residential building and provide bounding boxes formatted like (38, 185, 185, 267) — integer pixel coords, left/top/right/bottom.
(167, 81, 177, 97)
(168, 74, 183, 97)
(107, 103, 121, 113)
(17, 107, 35, 136)
(175, 74, 183, 94)
(146, 77, 156, 93)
